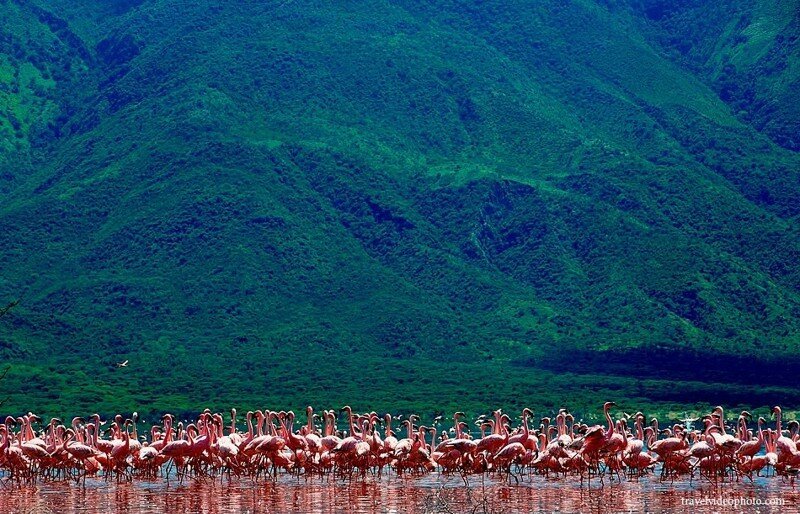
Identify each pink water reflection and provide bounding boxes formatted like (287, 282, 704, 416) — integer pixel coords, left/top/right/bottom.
(2, 474, 798, 513)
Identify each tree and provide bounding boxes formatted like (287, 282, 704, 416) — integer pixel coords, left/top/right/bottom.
(0, 299, 19, 318)
(0, 299, 19, 408)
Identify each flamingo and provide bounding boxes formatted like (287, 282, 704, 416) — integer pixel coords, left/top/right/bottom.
(736, 414, 763, 461)
(62, 429, 99, 481)
(5, 403, 800, 487)
(475, 410, 508, 457)
(508, 408, 538, 452)
(772, 406, 800, 469)
(579, 401, 617, 463)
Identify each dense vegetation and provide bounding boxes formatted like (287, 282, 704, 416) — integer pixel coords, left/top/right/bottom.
(0, 0, 798, 420)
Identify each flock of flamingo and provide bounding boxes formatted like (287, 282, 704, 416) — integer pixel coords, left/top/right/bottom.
(1, 403, 799, 487)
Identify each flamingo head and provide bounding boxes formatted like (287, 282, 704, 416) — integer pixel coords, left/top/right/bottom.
(772, 406, 781, 417)
(603, 401, 616, 411)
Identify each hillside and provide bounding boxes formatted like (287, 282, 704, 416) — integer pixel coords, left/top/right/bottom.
(1, 0, 799, 418)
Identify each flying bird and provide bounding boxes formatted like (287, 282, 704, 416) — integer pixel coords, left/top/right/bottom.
(116, 360, 129, 368)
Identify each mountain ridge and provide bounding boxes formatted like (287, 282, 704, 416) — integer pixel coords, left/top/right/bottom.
(0, 0, 799, 417)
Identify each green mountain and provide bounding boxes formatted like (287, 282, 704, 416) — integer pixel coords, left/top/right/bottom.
(1, 0, 799, 418)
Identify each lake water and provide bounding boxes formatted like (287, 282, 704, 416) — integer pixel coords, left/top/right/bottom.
(1, 472, 797, 513)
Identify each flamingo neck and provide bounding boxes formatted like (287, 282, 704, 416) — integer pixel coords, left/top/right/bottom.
(62, 432, 74, 451)
(256, 414, 264, 437)
(164, 419, 173, 444)
(717, 410, 726, 434)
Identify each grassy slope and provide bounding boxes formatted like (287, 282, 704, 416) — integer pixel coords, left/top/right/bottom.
(622, 0, 800, 151)
(0, 0, 799, 419)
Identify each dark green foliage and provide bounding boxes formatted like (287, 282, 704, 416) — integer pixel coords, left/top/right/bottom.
(0, 0, 798, 419)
